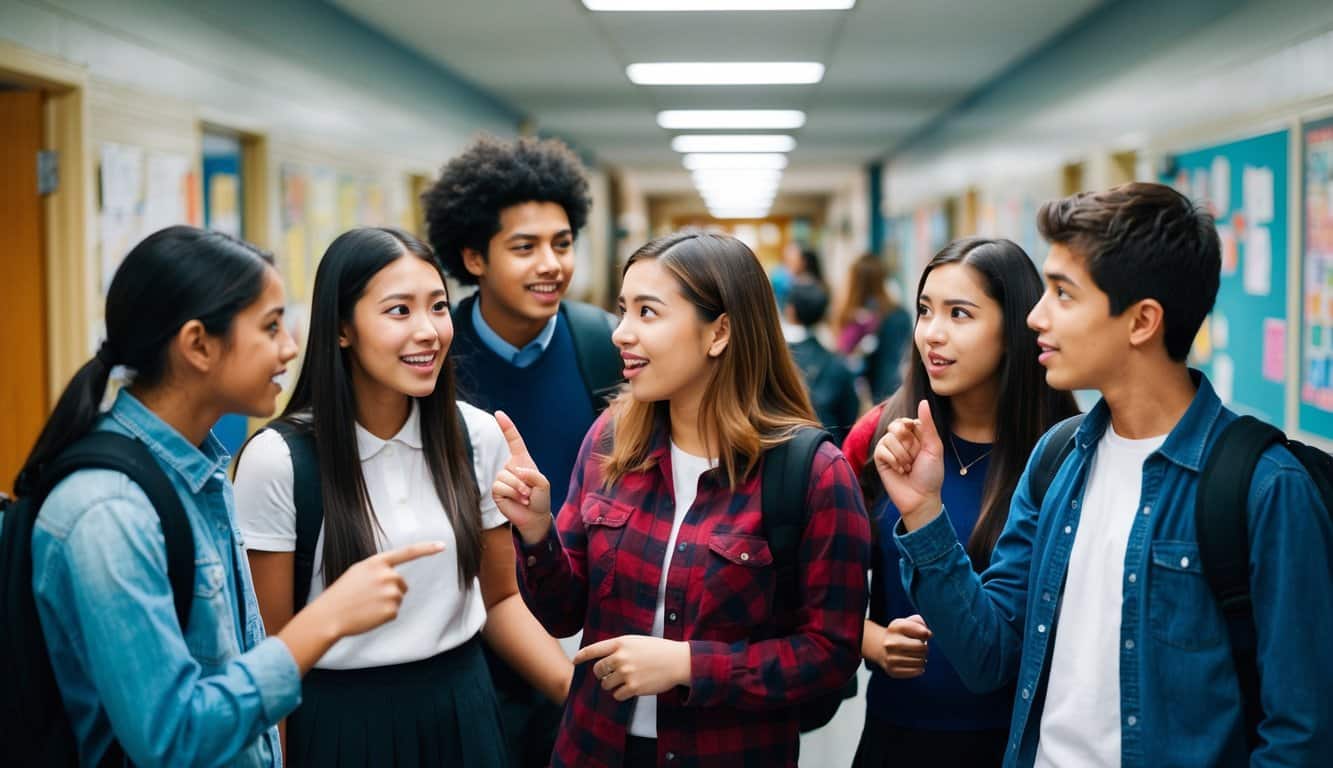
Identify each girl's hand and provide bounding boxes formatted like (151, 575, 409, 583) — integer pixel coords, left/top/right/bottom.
(491, 411, 554, 545)
(880, 614, 932, 679)
(873, 399, 946, 527)
(573, 636, 691, 702)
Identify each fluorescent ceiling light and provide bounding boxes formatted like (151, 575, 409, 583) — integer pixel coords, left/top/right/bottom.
(672, 135, 796, 153)
(628, 62, 824, 86)
(683, 153, 788, 170)
(709, 208, 772, 219)
(658, 110, 805, 130)
(693, 170, 783, 185)
(587, 1, 853, 10)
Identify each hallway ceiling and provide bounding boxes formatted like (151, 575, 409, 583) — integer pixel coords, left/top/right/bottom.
(331, 0, 1103, 180)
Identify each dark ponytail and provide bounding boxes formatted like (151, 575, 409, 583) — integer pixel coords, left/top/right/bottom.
(15, 225, 274, 496)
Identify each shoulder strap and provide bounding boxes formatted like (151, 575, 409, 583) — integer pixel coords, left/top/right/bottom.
(41, 433, 195, 630)
(761, 427, 834, 609)
(561, 300, 622, 412)
(1027, 414, 1085, 509)
(268, 422, 322, 612)
(457, 404, 476, 476)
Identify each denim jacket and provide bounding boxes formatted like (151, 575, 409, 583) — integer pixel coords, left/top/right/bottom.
(32, 390, 300, 767)
(895, 372, 1333, 767)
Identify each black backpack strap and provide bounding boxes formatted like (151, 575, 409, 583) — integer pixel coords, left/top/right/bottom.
(42, 432, 195, 631)
(1026, 414, 1085, 510)
(268, 422, 322, 612)
(457, 403, 476, 479)
(1197, 415, 1282, 752)
(761, 427, 833, 618)
(561, 300, 622, 412)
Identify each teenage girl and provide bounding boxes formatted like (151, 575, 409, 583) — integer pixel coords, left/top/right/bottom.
(841, 238, 1079, 767)
(234, 227, 570, 767)
(493, 232, 872, 768)
(26, 226, 440, 767)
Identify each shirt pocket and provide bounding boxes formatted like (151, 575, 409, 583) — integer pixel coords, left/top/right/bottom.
(1148, 540, 1224, 651)
(580, 494, 632, 598)
(697, 533, 776, 630)
(186, 556, 233, 668)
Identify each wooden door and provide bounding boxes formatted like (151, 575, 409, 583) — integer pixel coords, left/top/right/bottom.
(0, 89, 48, 496)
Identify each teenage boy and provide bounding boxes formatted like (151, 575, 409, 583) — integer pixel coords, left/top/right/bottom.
(423, 135, 620, 768)
(873, 182, 1333, 767)
(784, 280, 860, 444)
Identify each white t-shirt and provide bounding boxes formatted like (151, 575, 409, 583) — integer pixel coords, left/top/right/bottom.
(628, 442, 716, 738)
(1034, 426, 1166, 768)
(233, 401, 509, 669)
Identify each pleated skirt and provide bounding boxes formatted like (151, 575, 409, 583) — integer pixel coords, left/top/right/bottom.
(288, 635, 508, 768)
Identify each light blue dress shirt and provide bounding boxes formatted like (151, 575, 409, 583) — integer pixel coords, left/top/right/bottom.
(471, 295, 559, 368)
(32, 389, 301, 767)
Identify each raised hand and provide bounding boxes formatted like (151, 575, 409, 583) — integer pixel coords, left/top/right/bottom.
(572, 635, 691, 702)
(872, 399, 946, 526)
(491, 410, 554, 544)
(880, 614, 932, 679)
(312, 541, 446, 636)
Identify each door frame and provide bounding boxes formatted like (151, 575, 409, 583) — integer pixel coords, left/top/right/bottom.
(0, 41, 91, 404)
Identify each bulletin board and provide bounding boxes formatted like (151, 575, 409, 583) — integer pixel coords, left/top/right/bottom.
(1164, 129, 1289, 426)
(1299, 117, 1333, 439)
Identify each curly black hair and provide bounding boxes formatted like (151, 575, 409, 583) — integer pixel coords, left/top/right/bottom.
(422, 135, 592, 285)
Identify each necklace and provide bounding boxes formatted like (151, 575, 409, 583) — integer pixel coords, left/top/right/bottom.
(949, 434, 993, 477)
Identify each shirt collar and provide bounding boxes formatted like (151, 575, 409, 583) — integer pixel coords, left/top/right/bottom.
(781, 320, 810, 344)
(471, 294, 559, 364)
(107, 389, 229, 494)
(1074, 369, 1222, 472)
(354, 400, 424, 461)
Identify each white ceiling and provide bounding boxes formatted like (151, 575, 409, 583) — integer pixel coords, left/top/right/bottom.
(330, 0, 1103, 191)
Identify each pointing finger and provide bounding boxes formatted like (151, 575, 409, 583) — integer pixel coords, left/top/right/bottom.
(380, 540, 446, 567)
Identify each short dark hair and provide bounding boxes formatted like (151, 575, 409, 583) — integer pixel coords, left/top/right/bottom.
(787, 280, 829, 327)
(1037, 182, 1220, 361)
(422, 135, 592, 285)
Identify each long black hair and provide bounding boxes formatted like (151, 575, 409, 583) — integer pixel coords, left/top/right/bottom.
(16, 226, 274, 495)
(860, 238, 1080, 569)
(271, 227, 482, 586)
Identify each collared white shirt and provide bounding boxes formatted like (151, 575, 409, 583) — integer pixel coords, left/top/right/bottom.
(234, 401, 509, 669)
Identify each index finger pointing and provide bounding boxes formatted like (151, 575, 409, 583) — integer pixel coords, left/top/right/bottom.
(495, 410, 532, 462)
(381, 540, 446, 567)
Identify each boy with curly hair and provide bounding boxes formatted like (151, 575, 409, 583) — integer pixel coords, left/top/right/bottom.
(422, 135, 619, 768)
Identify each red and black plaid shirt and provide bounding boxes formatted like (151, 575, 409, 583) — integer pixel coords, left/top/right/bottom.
(516, 411, 871, 768)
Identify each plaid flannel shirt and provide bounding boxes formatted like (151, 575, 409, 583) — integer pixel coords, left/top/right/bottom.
(516, 411, 871, 768)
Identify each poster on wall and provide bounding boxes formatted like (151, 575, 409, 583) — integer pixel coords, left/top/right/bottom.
(1299, 117, 1333, 439)
(1165, 129, 1289, 426)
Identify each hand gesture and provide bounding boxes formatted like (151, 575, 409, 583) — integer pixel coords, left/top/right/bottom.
(873, 399, 945, 524)
(491, 410, 554, 544)
(879, 614, 932, 679)
(314, 541, 446, 636)
(573, 635, 691, 702)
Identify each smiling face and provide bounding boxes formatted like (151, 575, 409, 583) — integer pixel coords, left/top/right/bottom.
(340, 253, 453, 402)
(914, 262, 1005, 401)
(212, 266, 299, 417)
(464, 200, 575, 335)
(1027, 243, 1125, 392)
(613, 257, 728, 409)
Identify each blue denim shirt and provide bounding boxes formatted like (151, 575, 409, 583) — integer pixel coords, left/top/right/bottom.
(32, 390, 301, 767)
(895, 373, 1333, 767)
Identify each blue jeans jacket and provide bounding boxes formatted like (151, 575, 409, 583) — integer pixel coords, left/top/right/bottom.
(32, 390, 300, 767)
(895, 373, 1333, 767)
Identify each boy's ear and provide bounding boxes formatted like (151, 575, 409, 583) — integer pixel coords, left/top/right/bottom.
(462, 247, 487, 279)
(1127, 298, 1166, 352)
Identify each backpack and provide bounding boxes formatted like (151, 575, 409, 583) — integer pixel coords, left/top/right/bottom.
(0, 432, 195, 767)
(761, 426, 859, 733)
(561, 300, 623, 412)
(267, 405, 477, 611)
(1028, 413, 1333, 752)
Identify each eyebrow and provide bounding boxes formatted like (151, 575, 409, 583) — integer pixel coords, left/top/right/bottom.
(1044, 271, 1080, 287)
(263, 306, 286, 319)
(917, 294, 980, 308)
(379, 290, 448, 302)
(507, 229, 573, 242)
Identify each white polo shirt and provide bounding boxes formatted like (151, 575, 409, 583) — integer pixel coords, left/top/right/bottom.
(234, 401, 509, 669)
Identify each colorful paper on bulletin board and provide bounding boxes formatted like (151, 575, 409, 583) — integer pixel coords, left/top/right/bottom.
(280, 165, 311, 301)
(1164, 129, 1288, 426)
(337, 176, 362, 230)
(310, 168, 339, 265)
(1262, 318, 1285, 382)
(1299, 116, 1333, 438)
(99, 142, 145, 293)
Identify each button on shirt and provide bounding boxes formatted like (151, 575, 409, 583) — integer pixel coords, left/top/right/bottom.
(472, 294, 558, 368)
(515, 411, 872, 768)
(32, 390, 299, 767)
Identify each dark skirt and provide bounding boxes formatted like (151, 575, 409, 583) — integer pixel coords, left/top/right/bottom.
(852, 718, 1007, 768)
(288, 635, 508, 768)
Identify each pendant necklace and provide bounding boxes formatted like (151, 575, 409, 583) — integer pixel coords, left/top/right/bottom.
(949, 435, 992, 477)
